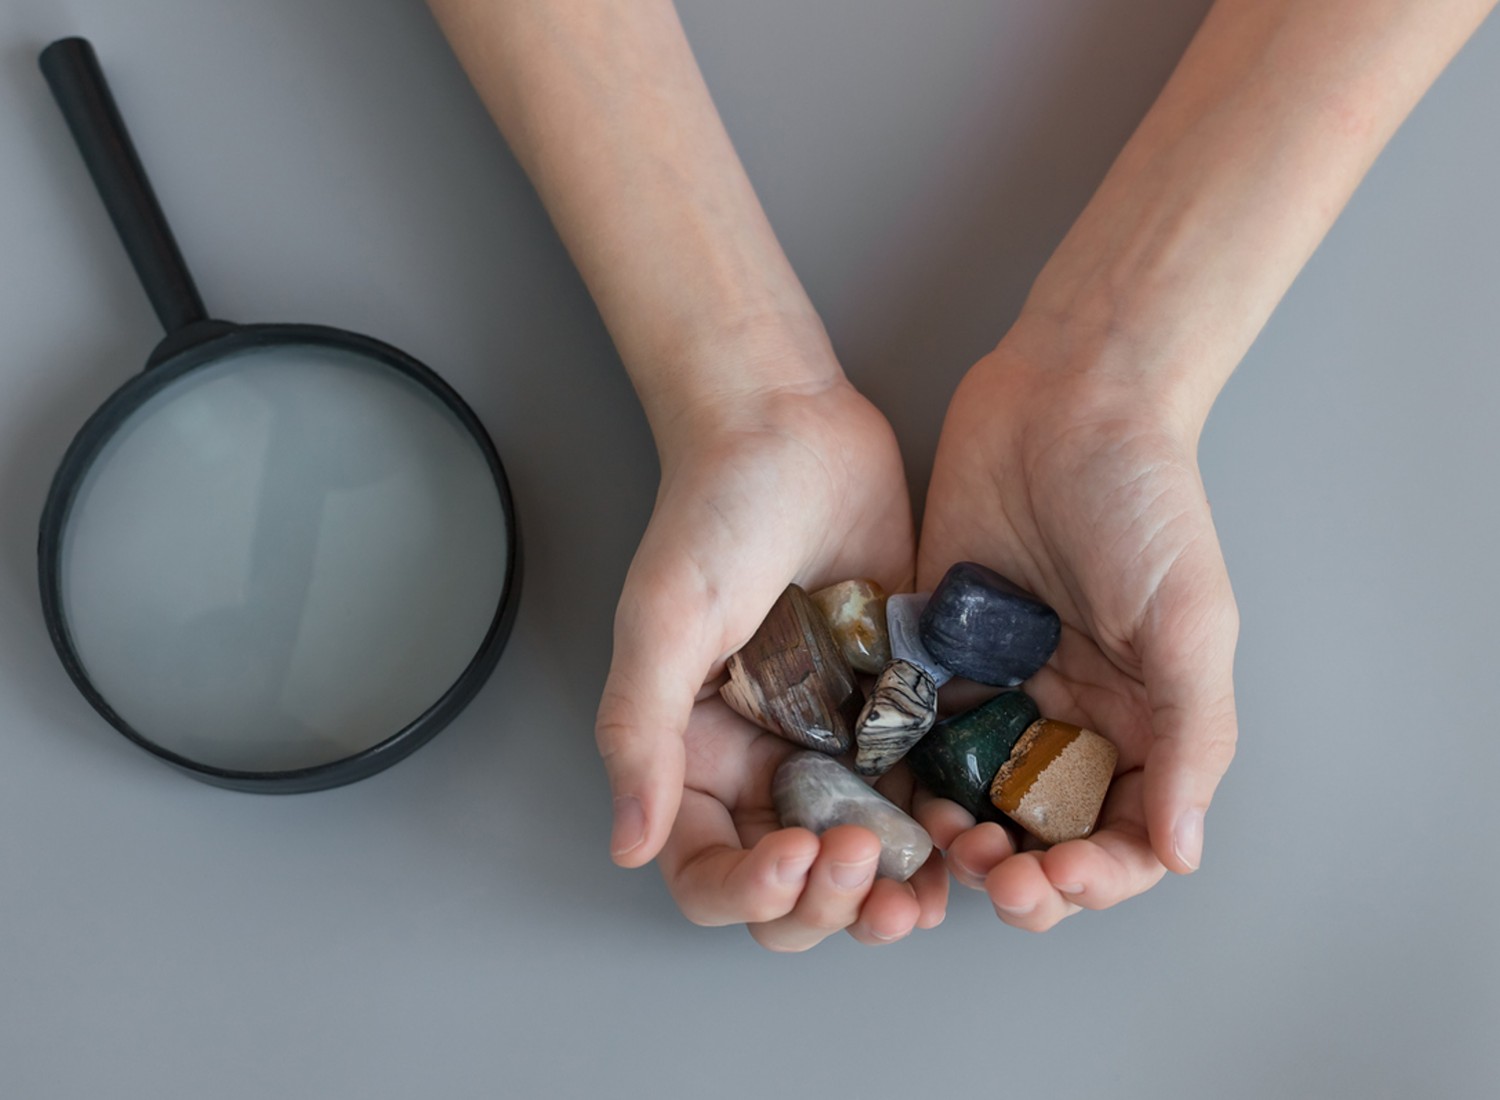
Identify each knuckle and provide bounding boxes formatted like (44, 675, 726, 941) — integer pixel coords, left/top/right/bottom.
(744, 897, 794, 925)
(799, 906, 856, 935)
(1017, 914, 1060, 934)
(674, 898, 719, 928)
(1197, 730, 1238, 778)
(593, 710, 650, 760)
(668, 875, 726, 928)
(748, 926, 815, 954)
(668, 885, 726, 930)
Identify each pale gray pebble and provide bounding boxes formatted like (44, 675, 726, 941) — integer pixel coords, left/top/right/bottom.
(854, 659, 937, 777)
(885, 592, 953, 688)
(772, 751, 934, 882)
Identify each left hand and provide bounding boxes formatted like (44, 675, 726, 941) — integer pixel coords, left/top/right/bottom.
(914, 327, 1240, 931)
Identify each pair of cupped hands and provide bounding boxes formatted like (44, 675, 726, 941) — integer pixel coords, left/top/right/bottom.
(596, 312, 1240, 951)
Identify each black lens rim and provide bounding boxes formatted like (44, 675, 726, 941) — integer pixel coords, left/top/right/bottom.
(38, 322, 521, 793)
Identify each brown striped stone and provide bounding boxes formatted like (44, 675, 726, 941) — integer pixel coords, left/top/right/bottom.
(721, 584, 864, 754)
(990, 719, 1117, 844)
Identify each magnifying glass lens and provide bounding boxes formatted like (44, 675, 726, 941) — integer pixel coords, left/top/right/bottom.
(59, 343, 510, 773)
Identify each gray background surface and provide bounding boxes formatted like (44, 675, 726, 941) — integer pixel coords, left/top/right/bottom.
(1, 1, 1496, 1097)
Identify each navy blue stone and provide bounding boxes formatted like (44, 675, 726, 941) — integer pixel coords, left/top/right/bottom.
(918, 562, 1060, 687)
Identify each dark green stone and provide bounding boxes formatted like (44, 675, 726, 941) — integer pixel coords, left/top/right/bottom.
(904, 690, 1041, 822)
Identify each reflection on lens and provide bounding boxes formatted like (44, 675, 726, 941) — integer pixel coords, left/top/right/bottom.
(60, 343, 508, 772)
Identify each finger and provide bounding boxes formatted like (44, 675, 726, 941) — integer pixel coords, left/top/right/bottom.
(985, 851, 1082, 933)
(748, 825, 882, 953)
(875, 780, 949, 929)
(658, 790, 819, 926)
(1038, 832, 1167, 910)
(847, 877, 923, 945)
(908, 849, 950, 929)
(596, 543, 722, 867)
(911, 791, 976, 853)
(1036, 772, 1168, 909)
(945, 821, 1016, 891)
(1140, 538, 1240, 874)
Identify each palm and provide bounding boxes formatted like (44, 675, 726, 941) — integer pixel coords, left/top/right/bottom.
(600, 378, 945, 947)
(665, 383, 913, 840)
(916, 346, 1238, 928)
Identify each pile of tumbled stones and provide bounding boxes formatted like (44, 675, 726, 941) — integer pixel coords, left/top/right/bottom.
(720, 561, 1118, 882)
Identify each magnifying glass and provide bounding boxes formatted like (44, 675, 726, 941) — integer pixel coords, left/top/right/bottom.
(37, 38, 520, 793)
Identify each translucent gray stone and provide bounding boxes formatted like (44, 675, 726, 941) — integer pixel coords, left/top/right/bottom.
(773, 751, 934, 882)
(854, 659, 937, 777)
(885, 592, 953, 688)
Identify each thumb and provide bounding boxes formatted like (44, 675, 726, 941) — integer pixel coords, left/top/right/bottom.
(1140, 537, 1240, 875)
(596, 543, 720, 868)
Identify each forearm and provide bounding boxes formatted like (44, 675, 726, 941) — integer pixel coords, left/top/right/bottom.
(426, 0, 834, 430)
(1018, 0, 1496, 424)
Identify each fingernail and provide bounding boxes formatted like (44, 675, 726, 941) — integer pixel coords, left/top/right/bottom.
(994, 901, 1035, 917)
(831, 857, 877, 890)
(1056, 882, 1085, 896)
(611, 795, 645, 857)
(867, 927, 905, 943)
(776, 855, 815, 886)
(1174, 808, 1204, 872)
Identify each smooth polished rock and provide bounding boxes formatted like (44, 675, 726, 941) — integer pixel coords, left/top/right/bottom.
(990, 719, 1117, 844)
(773, 751, 933, 882)
(919, 562, 1061, 687)
(721, 584, 864, 754)
(853, 659, 937, 777)
(903, 690, 1041, 822)
(810, 579, 891, 675)
(885, 592, 953, 688)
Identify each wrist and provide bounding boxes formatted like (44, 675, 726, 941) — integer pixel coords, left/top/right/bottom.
(627, 309, 848, 449)
(1003, 0, 1495, 436)
(997, 304, 1224, 440)
(1010, 167, 1282, 430)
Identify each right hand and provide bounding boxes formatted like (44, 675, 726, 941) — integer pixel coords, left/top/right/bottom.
(596, 344, 949, 951)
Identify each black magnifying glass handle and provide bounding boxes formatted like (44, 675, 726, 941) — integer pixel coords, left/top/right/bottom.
(40, 37, 208, 336)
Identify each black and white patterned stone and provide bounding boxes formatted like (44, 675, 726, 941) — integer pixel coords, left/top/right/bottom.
(854, 659, 937, 777)
(918, 562, 1061, 687)
(773, 751, 933, 882)
(885, 592, 953, 688)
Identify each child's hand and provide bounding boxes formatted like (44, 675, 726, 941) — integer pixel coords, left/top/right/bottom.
(596, 367, 947, 950)
(916, 333, 1239, 931)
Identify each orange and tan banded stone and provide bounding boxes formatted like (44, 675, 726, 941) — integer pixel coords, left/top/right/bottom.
(810, 579, 891, 675)
(989, 719, 1117, 844)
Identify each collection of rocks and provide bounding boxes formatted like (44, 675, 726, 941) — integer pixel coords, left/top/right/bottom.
(721, 562, 1118, 882)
